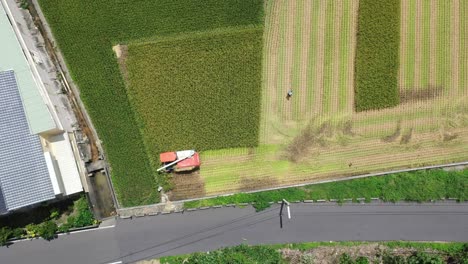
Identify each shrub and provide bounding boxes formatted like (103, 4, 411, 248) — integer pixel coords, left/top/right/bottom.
(0, 227, 12, 246)
(49, 209, 60, 220)
(11, 228, 25, 239)
(38, 221, 58, 241)
(25, 224, 40, 239)
(58, 223, 71, 233)
(407, 252, 443, 264)
(339, 253, 354, 264)
(72, 196, 95, 228)
(354, 0, 400, 111)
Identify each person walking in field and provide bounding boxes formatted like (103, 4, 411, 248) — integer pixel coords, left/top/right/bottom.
(286, 89, 293, 100)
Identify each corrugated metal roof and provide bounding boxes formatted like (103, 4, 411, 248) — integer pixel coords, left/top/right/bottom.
(0, 4, 56, 134)
(0, 70, 55, 213)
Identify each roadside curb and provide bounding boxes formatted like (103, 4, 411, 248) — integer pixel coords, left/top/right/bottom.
(116, 198, 467, 219)
(5, 223, 109, 244)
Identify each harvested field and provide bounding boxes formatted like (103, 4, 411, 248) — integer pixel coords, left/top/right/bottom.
(186, 0, 468, 199)
(261, 0, 357, 145)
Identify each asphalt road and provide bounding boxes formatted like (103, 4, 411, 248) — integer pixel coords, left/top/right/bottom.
(1, 203, 467, 264)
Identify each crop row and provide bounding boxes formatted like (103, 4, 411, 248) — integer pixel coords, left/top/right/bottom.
(354, 0, 400, 111)
(125, 27, 263, 166)
(38, 0, 264, 206)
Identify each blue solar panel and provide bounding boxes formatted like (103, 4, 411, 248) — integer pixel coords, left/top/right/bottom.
(0, 70, 55, 214)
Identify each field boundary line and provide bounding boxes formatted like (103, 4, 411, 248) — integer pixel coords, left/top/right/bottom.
(429, 0, 437, 87)
(331, 0, 343, 114)
(450, 0, 460, 96)
(414, 0, 423, 91)
(117, 161, 468, 209)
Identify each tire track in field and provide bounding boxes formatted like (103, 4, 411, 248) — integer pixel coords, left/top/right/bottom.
(414, 0, 423, 91)
(299, 0, 312, 118)
(313, 0, 327, 115)
(399, 0, 409, 91)
(331, 0, 343, 114)
(450, 0, 460, 96)
(281, 0, 296, 121)
(429, 0, 437, 87)
(262, 0, 282, 144)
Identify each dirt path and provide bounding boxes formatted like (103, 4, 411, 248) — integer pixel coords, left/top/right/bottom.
(313, 0, 327, 116)
(262, 0, 282, 143)
(450, 0, 460, 96)
(399, 0, 409, 91)
(346, 0, 359, 113)
(331, 0, 343, 114)
(281, 0, 296, 121)
(413, 0, 423, 91)
(429, 0, 437, 87)
(299, 0, 312, 118)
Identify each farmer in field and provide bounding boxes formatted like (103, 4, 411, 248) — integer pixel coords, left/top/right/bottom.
(286, 89, 293, 100)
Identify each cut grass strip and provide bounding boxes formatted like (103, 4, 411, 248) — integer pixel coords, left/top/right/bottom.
(322, 0, 335, 115)
(338, 0, 352, 113)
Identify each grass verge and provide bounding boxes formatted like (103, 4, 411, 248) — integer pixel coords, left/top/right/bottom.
(159, 242, 468, 264)
(185, 168, 468, 211)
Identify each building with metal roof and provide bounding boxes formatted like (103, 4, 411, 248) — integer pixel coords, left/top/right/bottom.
(0, 3, 84, 215)
(0, 4, 56, 134)
(0, 71, 56, 214)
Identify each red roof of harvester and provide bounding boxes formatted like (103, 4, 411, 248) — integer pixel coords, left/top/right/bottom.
(160, 152, 177, 163)
(177, 152, 200, 168)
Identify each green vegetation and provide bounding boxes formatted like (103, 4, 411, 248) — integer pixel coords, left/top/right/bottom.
(159, 242, 468, 264)
(354, 0, 400, 111)
(162, 244, 283, 264)
(185, 169, 468, 211)
(39, 0, 264, 206)
(125, 27, 263, 162)
(0, 196, 96, 245)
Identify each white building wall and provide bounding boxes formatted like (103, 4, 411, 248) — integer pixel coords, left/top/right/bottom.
(48, 133, 83, 195)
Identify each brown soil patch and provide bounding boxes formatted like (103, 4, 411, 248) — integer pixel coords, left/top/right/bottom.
(281, 0, 296, 121)
(400, 85, 444, 103)
(381, 120, 402, 142)
(312, 0, 327, 115)
(451, 0, 460, 96)
(399, 0, 409, 90)
(168, 171, 206, 200)
(113, 44, 129, 81)
(239, 175, 279, 192)
(331, 0, 343, 114)
(429, 0, 437, 86)
(299, 0, 312, 116)
(400, 127, 414, 144)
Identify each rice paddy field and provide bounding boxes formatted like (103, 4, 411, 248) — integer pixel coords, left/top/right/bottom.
(40, 0, 468, 204)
